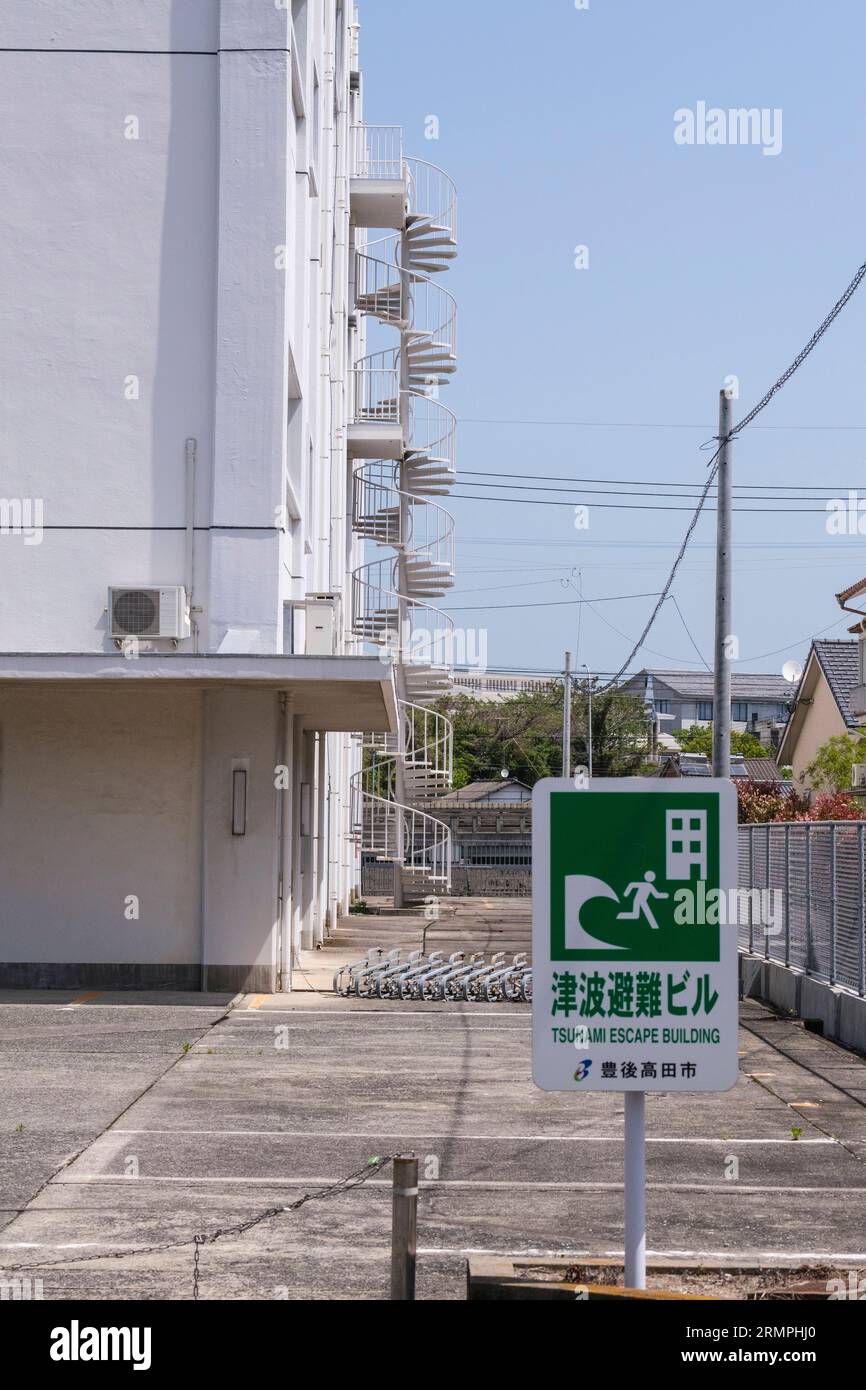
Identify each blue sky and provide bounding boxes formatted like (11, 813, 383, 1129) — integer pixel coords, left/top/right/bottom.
(359, 0, 866, 680)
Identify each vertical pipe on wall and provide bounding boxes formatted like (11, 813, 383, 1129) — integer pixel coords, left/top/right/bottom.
(292, 717, 304, 966)
(279, 695, 295, 993)
(301, 730, 316, 951)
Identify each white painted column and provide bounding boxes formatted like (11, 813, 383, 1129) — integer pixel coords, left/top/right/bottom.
(211, 2, 294, 653)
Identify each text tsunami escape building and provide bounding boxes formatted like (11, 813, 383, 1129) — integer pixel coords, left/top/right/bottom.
(0, 2, 411, 991)
(348, 124, 460, 904)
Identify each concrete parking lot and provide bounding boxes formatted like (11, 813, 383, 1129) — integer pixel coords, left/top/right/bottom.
(2, 912, 866, 1299)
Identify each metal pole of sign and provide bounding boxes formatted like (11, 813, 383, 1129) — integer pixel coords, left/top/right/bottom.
(390, 1154, 418, 1300)
(624, 1091, 646, 1290)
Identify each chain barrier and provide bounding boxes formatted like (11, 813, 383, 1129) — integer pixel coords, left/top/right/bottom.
(4, 1155, 393, 1301)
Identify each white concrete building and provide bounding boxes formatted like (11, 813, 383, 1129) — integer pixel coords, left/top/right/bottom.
(0, 0, 451, 991)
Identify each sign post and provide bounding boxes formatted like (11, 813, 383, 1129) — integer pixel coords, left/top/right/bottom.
(532, 778, 738, 1291)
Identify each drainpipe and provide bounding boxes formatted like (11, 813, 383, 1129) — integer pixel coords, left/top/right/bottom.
(279, 695, 295, 993)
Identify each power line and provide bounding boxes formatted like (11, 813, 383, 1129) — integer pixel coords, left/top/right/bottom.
(669, 595, 711, 672)
(458, 417, 866, 431)
(460, 469, 866, 495)
(595, 253, 866, 691)
(446, 589, 664, 613)
(449, 491, 830, 513)
(457, 536, 866, 551)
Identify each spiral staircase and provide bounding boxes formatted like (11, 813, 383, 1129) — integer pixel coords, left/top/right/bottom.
(348, 127, 458, 901)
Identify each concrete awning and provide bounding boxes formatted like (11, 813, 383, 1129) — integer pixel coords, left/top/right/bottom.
(0, 654, 397, 733)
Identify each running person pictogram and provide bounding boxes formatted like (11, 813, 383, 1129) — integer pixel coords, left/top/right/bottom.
(616, 870, 669, 931)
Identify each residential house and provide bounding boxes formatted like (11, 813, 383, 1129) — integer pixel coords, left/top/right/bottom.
(777, 577, 866, 788)
(622, 669, 793, 747)
(777, 641, 862, 786)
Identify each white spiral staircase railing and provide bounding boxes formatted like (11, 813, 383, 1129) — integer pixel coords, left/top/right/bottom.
(349, 702, 453, 886)
(348, 128, 460, 900)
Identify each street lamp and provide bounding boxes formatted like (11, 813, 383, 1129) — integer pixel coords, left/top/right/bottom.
(583, 664, 593, 780)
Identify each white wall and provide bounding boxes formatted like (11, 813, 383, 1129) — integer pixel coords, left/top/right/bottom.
(201, 689, 281, 984)
(0, 25, 219, 651)
(0, 0, 357, 659)
(0, 1, 365, 982)
(0, 687, 202, 963)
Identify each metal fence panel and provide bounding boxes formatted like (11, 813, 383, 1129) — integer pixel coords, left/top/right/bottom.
(739, 822, 866, 995)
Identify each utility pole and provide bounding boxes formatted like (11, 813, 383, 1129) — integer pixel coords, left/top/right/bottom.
(562, 652, 573, 780)
(582, 663, 593, 779)
(712, 389, 733, 779)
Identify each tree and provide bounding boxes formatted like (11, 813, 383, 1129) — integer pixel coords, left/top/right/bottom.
(804, 733, 866, 792)
(674, 724, 765, 758)
(437, 685, 648, 789)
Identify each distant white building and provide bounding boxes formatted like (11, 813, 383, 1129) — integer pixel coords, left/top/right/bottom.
(453, 671, 558, 703)
(0, 1, 457, 989)
(621, 670, 792, 737)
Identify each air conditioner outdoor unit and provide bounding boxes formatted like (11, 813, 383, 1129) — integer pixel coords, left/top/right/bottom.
(305, 594, 341, 656)
(108, 586, 190, 641)
(852, 764, 866, 790)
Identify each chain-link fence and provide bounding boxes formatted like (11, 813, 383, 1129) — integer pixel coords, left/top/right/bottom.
(739, 822, 866, 996)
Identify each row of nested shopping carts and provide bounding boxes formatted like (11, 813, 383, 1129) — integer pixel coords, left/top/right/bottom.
(333, 949, 532, 1003)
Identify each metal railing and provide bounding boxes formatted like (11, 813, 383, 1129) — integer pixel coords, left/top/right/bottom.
(351, 124, 404, 181)
(740, 822, 866, 996)
(350, 770, 452, 888)
(354, 255, 457, 376)
(405, 157, 457, 242)
(353, 354, 401, 423)
(352, 462, 455, 580)
(403, 702, 453, 785)
(355, 251, 404, 325)
(405, 393, 457, 469)
(351, 557, 455, 664)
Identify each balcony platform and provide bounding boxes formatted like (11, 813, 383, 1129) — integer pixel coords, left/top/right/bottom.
(0, 653, 397, 733)
(349, 178, 406, 230)
(348, 420, 404, 460)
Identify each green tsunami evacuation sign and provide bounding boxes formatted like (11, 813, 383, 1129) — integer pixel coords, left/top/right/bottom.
(532, 778, 739, 1094)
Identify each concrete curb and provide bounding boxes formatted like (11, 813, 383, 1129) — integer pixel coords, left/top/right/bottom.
(740, 952, 866, 1053)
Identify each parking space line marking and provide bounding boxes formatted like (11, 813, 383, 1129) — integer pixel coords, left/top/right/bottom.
(417, 1246, 866, 1263)
(49, 1175, 866, 1194)
(227, 1009, 531, 1020)
(4, 1241, 863, 1262)
(107, 1128, 838, 1144)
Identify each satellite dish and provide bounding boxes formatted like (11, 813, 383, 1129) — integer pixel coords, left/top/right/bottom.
(782, 660, 803, 684)
(501, 769, 510, 779)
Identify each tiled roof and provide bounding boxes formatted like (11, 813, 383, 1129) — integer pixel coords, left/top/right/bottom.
(743, 758, 782, 782)
(812, 639, 861, 730)
(836, 577, 866, 606)
(624, 670, 791, 701)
